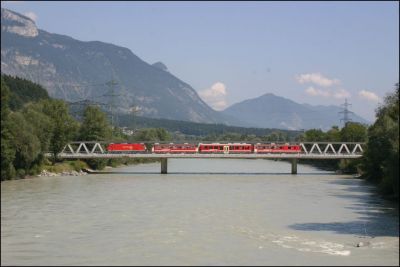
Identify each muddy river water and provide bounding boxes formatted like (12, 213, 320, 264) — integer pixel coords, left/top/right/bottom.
(1, 159, 398, 265)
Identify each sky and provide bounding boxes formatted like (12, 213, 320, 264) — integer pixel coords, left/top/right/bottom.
(1, 1, 399, 122)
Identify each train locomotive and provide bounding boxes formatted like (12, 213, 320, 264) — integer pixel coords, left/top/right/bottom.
(106, 142, 301, 154)
(107, 143, 147, 153)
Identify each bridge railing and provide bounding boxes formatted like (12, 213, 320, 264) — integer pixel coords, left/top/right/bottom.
(299, 142, 364, 155)
(56, 141, 365, 156)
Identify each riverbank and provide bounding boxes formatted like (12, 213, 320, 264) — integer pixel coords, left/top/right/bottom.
(35, 158, 161, 178)
(38, 169, 88, 177)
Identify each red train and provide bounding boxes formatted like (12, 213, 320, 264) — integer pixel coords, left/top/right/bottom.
(152, 143, 197, 153)
(107, 143, 146, 153)
(198, 143, 253, 153)
(107, 142, 301, 154)
(254, 143, 301, 153)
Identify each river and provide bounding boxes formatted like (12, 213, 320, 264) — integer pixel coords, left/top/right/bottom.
(1, 159, 399, 266)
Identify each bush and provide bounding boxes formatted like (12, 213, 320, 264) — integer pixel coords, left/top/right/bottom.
(68, 160, 89, 171)
(16, 169, 25, 179)
(28, 164, 42, 175)
(84, 159, 107, 170)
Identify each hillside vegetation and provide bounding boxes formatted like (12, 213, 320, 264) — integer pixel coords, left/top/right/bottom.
(1, 74, 398, 201)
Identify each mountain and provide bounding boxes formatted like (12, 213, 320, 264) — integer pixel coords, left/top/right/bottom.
(152, 61, 169, 72)
(1, 8, 239, 125)
(222, 93, 369, 130)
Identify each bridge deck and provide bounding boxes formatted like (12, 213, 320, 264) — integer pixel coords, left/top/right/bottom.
(52, 153, 362, 159)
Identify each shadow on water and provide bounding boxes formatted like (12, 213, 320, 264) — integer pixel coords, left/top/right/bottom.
(90, 171, 337, 176)
(289, 177, 399, 237)
(90, 171, 339, 176)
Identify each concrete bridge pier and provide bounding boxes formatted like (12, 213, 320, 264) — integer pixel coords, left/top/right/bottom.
(161, 158, 168, 174)
(291, 159, 297, 174)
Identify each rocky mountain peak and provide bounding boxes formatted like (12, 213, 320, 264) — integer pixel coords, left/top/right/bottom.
(1, 8, 240, 125)
(1, 8, 38, 37)
(152, 61, 168, 72)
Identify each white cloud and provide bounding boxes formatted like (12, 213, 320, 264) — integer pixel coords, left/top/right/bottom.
(305, 86, 331, 97)
(198, 82, 228, 111)
(333, 88, 351, 99)
(305, 87, 351, 99)
(23, 11, 37, 22)
(358, 90, 380, 102)
(296, 73, 340, 87)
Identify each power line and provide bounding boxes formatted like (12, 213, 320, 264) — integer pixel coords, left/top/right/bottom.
(101, 79, 120, 130)
(56, 80, 134, 134)
(339, 98, 354, 126)
(66, 79, 122, 129)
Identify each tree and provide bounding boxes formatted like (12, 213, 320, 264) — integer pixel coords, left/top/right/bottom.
(340, 122, 367, 142)
(302, 129, 326, 142)
(326, 126, 341, 142)
(79, 106, 112, 141)
(1, 78, 16, 180)
(7, 112, 41, 174)
(2, 74, 50, 111)
(42, 99, 79, 163)
(22, 102, 54, 153)
(361, 83, 399, 198)
(134, 128, 171, 142)
(78, 106, 113, 170)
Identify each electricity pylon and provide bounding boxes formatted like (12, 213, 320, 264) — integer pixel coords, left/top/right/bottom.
(339, 98, 354, 126)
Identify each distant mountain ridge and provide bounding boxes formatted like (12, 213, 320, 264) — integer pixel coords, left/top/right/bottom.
(1, 8, 369, 131)
(222, 93, 369, 130)
(1, 8, 240, 125)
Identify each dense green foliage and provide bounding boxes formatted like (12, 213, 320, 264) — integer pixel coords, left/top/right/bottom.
(1, 75, 78, 180)
(78, 106, 113, 170)
(130, 128, 172, 142)
(361, 84, 399, 198)
(79, 106, 112, 141)
(118, 114, 302, 140)
(297, 123, 368, 172)
(2, 74, 50, 110)
(43, 100, 80, 163)
(1, 77, 16, 179)
(0, 75, 167, 178)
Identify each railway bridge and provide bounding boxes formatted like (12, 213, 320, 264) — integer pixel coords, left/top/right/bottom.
(46, 142, 365, 174)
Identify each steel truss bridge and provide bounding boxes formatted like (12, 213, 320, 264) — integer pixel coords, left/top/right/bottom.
(47, 142, 365, 174)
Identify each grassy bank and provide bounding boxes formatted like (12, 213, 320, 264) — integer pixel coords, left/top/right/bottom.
(41, 158, 161, 174)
